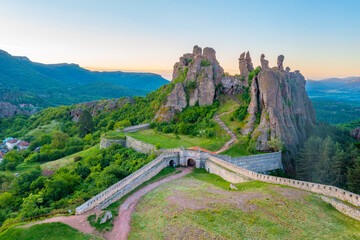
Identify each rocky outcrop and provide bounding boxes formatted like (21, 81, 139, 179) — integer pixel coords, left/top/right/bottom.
(165, 83, 187, 110)
(0, 102, 21, 118)
(260, 54, 269, 69)
(69, 97, 134, 122)
(245, 56, 316, 170)
(153, 47, 316, 171)
(239, 51, 254, 78)
(154, 45, 225, 121)
(350, 128, 360, 140)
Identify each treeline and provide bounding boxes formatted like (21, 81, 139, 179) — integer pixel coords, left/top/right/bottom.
(0, 144, 154, 226)
(296, 122, 360, 194)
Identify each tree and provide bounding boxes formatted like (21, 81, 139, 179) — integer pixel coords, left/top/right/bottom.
(78, 110, 94, 137)
(268, 137, 284, 152)
(347, 157, 360, 193)
(51, 131, 69, 149)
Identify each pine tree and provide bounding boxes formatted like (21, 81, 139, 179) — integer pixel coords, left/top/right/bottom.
(347, 157, 360, 193)
(78, 110, 94, 137)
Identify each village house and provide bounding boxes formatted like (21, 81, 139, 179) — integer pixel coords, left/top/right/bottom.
(17, 141, 30, 150)
(6, 138, 20, 150)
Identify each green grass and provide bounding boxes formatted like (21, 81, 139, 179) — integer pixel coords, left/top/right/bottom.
(128, 170, 360, 240)
(105, 129, 229, 152)
(102, 131, 126, 140)
(0, 222, 102, 240)
(219, 141, 263, 157)
(25, 120, 60, 138)
(41, 145, 99, 170)
(216, 95, 239, 114)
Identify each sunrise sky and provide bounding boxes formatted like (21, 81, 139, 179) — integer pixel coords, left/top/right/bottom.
(0, 0, 359, 80)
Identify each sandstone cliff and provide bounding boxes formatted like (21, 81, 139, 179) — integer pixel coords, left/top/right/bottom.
(154, 46, 317, 170)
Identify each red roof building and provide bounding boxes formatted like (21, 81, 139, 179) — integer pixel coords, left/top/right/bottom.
(7, 138, 19, 144)
(187, 146, 216, 154)
(18, 141, 30, 147)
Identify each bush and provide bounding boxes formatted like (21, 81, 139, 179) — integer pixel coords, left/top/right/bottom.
(201, 59, 211, 67)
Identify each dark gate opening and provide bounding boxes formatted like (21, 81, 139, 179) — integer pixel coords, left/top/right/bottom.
(187, 158, 196, 167)
(169, 160, 175, 167)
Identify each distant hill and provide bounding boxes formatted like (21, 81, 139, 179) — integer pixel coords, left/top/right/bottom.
(306, 76, 360, 102)
(0, 50, 168, 117)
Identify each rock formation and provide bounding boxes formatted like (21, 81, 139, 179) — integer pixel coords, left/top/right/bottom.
(260, 54, 269, 69)
(0, 102, 22, 118)
(69, 97, 134, 122)
(350, 128, 360, 140)
(277, 55, 284, 70)
(153, 46, 316, 171)
(242, 55, 316, 170)
(239, 51, 254, 78)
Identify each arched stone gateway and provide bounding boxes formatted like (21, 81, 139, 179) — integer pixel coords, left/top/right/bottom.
(187, 158, 196, 167)
(169, 160, 175, 167)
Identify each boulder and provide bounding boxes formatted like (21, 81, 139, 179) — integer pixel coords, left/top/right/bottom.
(100, 211, 113, 224)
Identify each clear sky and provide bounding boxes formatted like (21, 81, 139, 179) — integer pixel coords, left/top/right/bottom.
(0, 0, 359, 80)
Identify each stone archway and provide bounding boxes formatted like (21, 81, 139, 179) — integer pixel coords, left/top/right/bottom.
(187, 158, 196, 167)
(169, 160, 175, 167)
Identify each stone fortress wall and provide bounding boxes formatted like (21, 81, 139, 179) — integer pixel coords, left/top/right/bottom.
(83, 126, 359, 221)
(224, 151, 282, 173)
(76, 152, 179, 214)
(119, 123, 150, 133)
(206, 155, 360, 220)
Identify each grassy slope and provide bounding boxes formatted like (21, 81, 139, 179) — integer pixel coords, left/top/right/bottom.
(105, 129, 230, 152)
(26, 120, 60, 138)
(41, 145, 100, 170)
(0, 222, 102, 240)
(129, 169, 360, 239)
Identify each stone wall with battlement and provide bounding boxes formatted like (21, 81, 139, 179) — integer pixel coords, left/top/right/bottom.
(119, 123, 150, 133)
(205, 160, 249, 183)
(125, 136, 157, 154)
(76, 152, 179, 214)
(207, 155, 360, 208)
(100, 137, 126, 149)
(225, 151, 283, 173)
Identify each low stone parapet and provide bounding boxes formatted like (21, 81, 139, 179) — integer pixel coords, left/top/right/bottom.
(208, 155, 360, 208)
(75, 152, 178, 214)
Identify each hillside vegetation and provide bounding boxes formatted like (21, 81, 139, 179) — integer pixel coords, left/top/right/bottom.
(0, 49, 167, 111)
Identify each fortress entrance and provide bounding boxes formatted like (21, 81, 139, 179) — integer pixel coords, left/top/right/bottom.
(187, 158, 196, 167)
(169, 160, 175, 167)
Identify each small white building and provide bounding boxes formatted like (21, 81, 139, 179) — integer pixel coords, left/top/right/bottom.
(6, 138, 20, 150)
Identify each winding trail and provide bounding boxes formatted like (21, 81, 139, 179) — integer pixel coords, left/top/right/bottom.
(21, 167, 193, 240)
(21, 209, 100, 235)
(214, 110, 238, 154)
(104, 167, 192, 240)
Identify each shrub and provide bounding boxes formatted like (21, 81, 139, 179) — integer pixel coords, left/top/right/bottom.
(201, 59, 211, 67)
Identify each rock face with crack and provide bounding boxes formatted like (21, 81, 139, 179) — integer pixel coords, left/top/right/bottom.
(153, 46, 316, 171)
(244, 56, 316, 169)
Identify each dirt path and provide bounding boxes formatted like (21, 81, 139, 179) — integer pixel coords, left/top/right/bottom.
(21, 168, 192, 240)
(214, 110, 238, 154)
(21, 209, 100, 234)
(104, 167, 193, 240)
